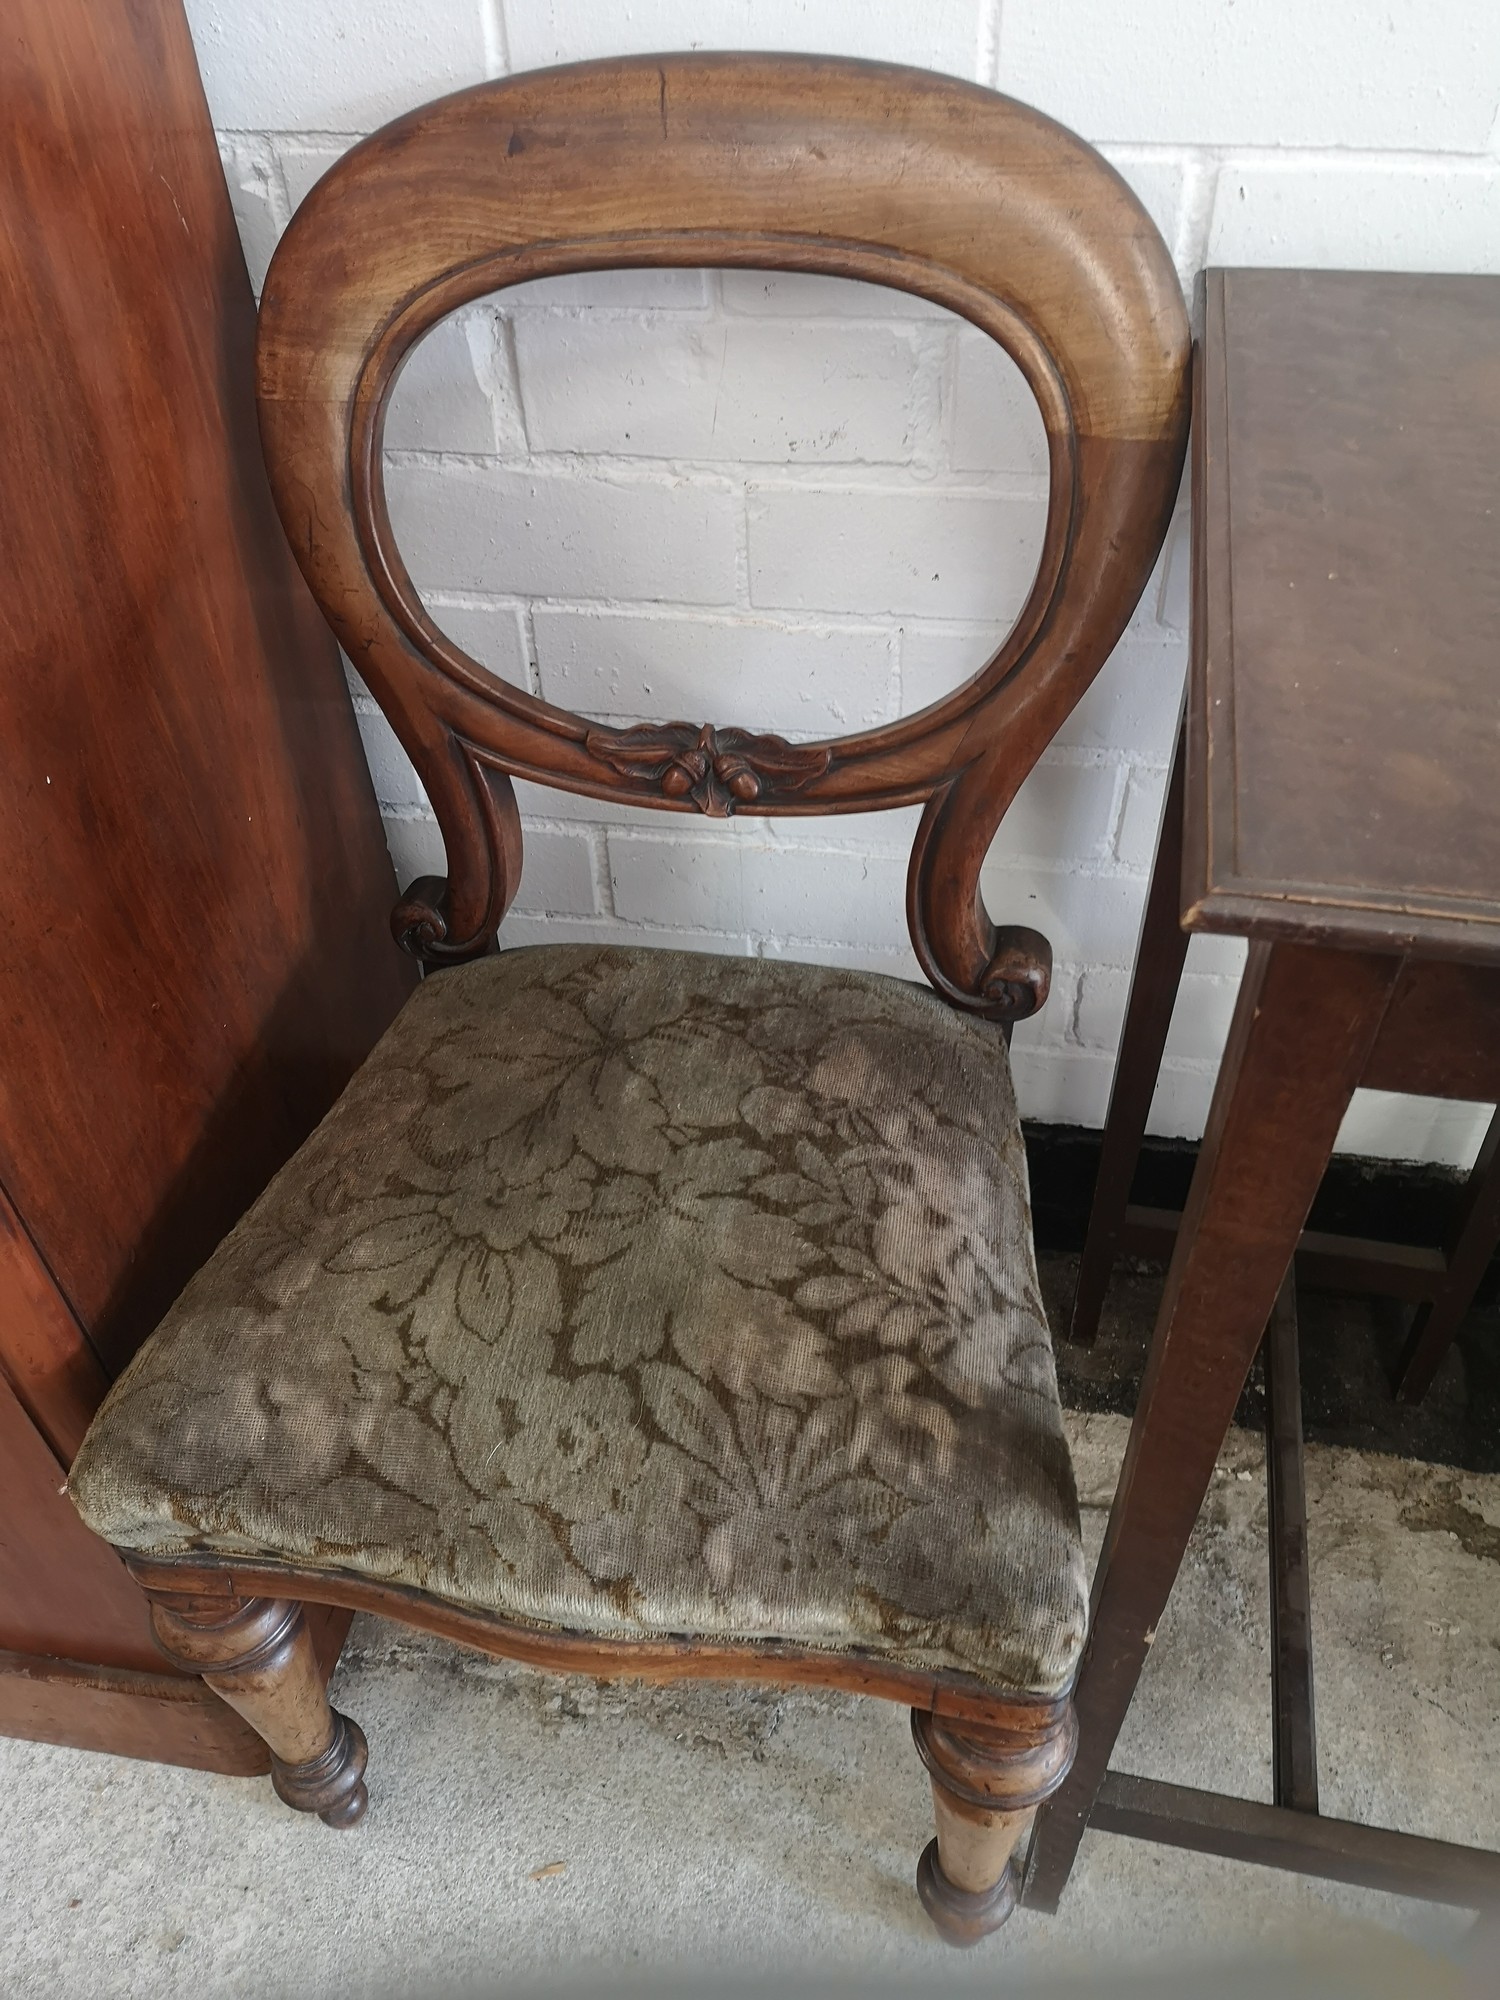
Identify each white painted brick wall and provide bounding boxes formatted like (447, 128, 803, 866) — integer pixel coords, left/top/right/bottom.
(191, 0, 1500, 1166)
(385, 460, 741, 603)
(514, 317, 932, 464)
(532, 609, 896, 734)
(747, 487, 1047, 621)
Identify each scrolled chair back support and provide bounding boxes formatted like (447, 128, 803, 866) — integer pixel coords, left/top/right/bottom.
(255, 53, 1189, 1020)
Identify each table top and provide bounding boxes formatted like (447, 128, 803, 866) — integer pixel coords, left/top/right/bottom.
(1185, 268, 1500, 963)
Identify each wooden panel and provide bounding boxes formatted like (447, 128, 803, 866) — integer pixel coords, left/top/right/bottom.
(0, 1605, 354, 1776)
(0, 1182, 108, 1463)
(0, 0, 416, 1382)
(1363, 958, 1500, 1101)
(0, 1651, 270, 1776)
(1185, 269, 1500, 965)
(0, 1374, 164, 1672)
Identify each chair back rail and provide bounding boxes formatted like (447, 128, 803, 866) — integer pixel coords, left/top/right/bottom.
(256, 52, 1189, 1017)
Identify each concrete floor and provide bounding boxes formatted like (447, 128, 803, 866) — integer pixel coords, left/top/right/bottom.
(4, 1411, 1498, 1997)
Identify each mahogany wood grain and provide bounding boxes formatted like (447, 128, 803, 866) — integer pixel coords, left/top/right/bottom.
(0, 1373, 166, 1674)
(0, 0, 416, 1383)
(0, 0, 405, 1768)
(0, 1365, 337, 1772)
(1363, 961, 1500, 1102)
(145, 1590, 369, 1826)
(255, 53, 1190, 1020)
(1090, 948, 1500, 1381)
(912, 1704, 1077, 1943)
(127, 1550, 1075, 1939)
(0, 1183, 108, 1464)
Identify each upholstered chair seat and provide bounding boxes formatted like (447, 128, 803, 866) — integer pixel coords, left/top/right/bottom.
(72, 945, 1086, 1697)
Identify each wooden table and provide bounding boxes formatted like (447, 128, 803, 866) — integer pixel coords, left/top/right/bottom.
(1024, 269, 1500, 1912)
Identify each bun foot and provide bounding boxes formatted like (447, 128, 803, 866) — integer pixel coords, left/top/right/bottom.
(272, 1710, 369, 1827)
(910, 1702, 1075, 1945)
(916, 1837, 1016, 1945)
(140, 1586, 372, 1831)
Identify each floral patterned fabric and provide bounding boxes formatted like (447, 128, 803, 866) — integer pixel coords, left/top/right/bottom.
(71, 945, 1086, 1695)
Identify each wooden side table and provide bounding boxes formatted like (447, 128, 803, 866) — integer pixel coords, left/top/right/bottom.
(1025, 268, 1500, 1911)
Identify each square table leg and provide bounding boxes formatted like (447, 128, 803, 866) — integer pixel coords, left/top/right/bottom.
(1024, 939, 1402, 1911)
(1071, 717, 1190, 1345)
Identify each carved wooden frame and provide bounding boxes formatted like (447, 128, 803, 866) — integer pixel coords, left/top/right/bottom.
(255, 52, 1189, 1020)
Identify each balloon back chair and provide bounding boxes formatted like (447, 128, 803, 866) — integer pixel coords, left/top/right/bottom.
(69, 53, 1188, 1945)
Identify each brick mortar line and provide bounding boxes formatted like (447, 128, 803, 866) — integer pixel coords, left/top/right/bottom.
(384, 449, 1051, 497)
(220, 128, 1500, 173)
(375, 801, 1158, 891)
(421, 592, 921, 634)
(415, 588, 1184, 641)
(478, 0, 508, 79)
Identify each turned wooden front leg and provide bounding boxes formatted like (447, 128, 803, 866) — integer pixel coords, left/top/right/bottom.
(911, 1702, 1077, 1946)
(145, 1586, 368, 1826)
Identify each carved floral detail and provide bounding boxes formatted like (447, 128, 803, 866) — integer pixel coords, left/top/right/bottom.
(584, 721, 832, 816)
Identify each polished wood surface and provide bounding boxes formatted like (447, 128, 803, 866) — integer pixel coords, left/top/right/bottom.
(256, 52, 1189, 1021)
(1071, 724, 1500, 1354)
(0, 1185, 108, 1465)
(1185, 269, 1500, 961)
(0, 1375, 170, 1674)
(0, 0, 410, 1767)
(127, 1549, 1075, 1942)
(1363, 960, 1500, 1101)
(0, 0, 415, 1386)
(0, 1652, 270, 1777)
(106, 55, 1198, 1937)
(146, 1590, 369, 1827)
(912, 1705, 1078, 1944)
(0, 1607, 348, 1776)
(1034, 270, 1500, 1912)
(0, 1359, 276, 1767)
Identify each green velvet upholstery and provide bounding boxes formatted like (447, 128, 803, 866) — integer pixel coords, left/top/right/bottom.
(71, 945, 1086, 1695)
